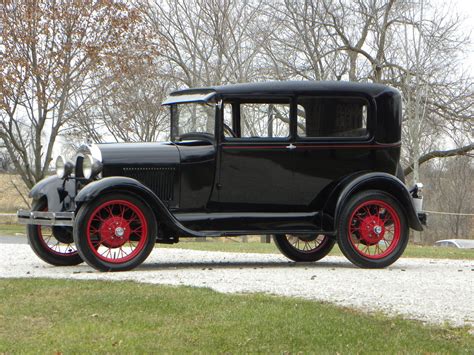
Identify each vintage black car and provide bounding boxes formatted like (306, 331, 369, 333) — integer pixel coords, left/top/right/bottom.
(18, 81, 426, 271)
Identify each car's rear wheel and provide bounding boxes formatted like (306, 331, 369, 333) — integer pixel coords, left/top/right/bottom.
(27, 199, 83, 266)
(73, 193, 156, 271)
(337, 190, 408, 268)
(273, 234, 335, 262)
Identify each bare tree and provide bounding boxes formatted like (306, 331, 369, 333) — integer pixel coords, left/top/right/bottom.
(72, 60, 171, 143)
(0, 0, 153, 188)
(142, 0, 266, 88)
(423, 156, 474, 242)
(258, 0, 344, 80)
(263, 0, 473, 181)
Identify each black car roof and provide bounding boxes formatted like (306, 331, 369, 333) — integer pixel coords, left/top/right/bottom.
(168, 80, 395, 98)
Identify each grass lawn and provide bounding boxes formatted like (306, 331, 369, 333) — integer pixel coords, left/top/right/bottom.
(0, 224, 25, 235)
(0, 279, 472, 353)
(159, 239, 474, 260)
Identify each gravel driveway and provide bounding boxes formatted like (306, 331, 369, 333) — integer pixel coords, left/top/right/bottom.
(0, 243, 472, 328)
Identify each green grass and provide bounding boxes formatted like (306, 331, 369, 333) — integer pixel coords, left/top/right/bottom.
(0, 279, 472, 353)
(159, 240, 474, 260)
(0, 224, 25, 235)
(402, 243, 474, 259)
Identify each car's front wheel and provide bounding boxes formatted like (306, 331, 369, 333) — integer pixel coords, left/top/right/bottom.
(73, 193, 156, 271)
(337, 190, 409, 268)
(27, 199, 83, 266)
(273, 234, 335, 262)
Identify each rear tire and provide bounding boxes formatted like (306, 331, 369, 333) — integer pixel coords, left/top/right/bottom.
(337, 190, 409, 268)
(273, 234, 335, 262)
(73, 193, 157, 272)
(27, 199, 83, 266)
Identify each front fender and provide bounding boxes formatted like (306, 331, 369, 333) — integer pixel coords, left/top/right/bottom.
(29, 175, 75, 212)
(324, 172, 423, 232)
(75, 177, 212, 237)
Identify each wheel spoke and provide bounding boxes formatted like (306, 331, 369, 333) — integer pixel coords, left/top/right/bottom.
(285, 234, 328, 254)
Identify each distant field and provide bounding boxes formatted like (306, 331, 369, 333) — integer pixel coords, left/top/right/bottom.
(0, 224, 25, 234)
(0, 174, 29, 213)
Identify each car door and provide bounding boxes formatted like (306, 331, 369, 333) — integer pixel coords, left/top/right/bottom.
(215, 100, 295, 212)
(287, 95, 375, 210)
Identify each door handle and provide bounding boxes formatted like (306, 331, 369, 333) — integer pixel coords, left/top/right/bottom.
(286, 143, 296, 150)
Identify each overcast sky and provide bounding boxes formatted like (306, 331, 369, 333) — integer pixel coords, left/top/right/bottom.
(452, 0, 474, 72)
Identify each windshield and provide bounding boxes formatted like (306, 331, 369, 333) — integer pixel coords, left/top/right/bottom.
(170, 102, 216, 140)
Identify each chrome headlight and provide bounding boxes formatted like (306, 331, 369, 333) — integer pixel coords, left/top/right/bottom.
(82, 154, 102, 179)
(55, 155, 74, 179)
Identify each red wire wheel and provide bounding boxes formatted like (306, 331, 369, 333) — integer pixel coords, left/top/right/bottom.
(37, 225, 78, 257)
(27, 200, 83, 266)
(86, 200, 148, 264)
(348, 200, 400, 259)
(273, 234, 335, 262)
(74, 193, 156, 271)
(337, 190, 408, 268)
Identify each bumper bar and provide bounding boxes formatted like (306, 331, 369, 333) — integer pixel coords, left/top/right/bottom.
(17, 210, 74, 226)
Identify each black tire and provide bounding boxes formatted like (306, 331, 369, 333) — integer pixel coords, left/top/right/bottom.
(73, 193, 156, 272)
(337, 190, 409, 268)
(27, 199, 83, 266)
(273, 234, 336, 262)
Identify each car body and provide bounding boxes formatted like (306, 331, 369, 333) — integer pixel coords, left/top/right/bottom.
(18, 81, 426, 271)
(434, 239, 474, 249)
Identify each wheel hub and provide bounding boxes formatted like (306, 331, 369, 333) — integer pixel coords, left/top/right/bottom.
(99, 216, 131, 248)
(359, 215, 385, 245)
(51, 226, 74, 244)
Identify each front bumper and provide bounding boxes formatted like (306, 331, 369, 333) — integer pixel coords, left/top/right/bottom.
(17, 210, 74, 226)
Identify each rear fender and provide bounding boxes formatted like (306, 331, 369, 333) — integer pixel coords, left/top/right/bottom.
(75, 177, 210, 237)
(324, 172, 423, 232)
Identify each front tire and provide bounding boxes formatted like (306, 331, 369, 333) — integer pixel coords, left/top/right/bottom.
(27, 200, 83, 266)
(73, 193, 157, 271)
(337, 190, 409, 268)
(273, 234, 335, 262)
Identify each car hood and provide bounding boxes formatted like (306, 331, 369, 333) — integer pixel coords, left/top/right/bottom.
(96, 142, 180, 167)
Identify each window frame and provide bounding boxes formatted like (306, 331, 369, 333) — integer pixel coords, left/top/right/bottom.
(220, 95, 293, 143)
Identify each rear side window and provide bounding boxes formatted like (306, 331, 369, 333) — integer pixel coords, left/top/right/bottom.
(297, 97, 368, 138)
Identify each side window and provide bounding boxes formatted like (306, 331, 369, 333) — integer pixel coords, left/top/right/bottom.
(240, 103, 290, 138)
(297, 97, 368, 138)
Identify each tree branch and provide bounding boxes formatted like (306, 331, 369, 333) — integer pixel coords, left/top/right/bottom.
(404, 143, 474, 176)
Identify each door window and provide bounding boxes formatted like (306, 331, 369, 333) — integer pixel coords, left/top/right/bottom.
(224, 102, 290, 139)
(240, 103, 290, 138)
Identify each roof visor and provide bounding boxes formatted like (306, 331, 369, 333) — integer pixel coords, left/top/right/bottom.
(161, 89, 216, 106)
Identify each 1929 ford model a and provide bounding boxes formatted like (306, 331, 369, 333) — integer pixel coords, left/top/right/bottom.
(18, 81, 426, 271)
